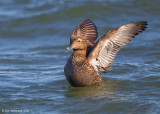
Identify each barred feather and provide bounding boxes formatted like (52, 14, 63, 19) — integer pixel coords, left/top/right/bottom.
(88, 21, 148, 73)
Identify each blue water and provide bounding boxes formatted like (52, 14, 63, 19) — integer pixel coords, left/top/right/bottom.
(0, 0, 160, 113)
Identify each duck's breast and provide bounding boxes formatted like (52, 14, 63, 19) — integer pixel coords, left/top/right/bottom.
(64, 56, 102, 86)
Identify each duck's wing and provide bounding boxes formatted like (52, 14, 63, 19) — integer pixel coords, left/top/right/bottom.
(71, 18, 98, 47)
(88, 21, 148, 73)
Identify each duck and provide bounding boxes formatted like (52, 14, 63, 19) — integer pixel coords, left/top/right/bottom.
(64, 18, 148, 87)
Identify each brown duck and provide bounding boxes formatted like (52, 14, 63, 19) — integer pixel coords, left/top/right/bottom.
(64, 19, 147, 87)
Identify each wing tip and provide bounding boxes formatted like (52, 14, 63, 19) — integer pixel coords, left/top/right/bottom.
(138, 21, 148, 33)
(129, 21, 148, 34)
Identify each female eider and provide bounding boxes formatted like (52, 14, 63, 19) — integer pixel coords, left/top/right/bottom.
(64, 19, 147, 87)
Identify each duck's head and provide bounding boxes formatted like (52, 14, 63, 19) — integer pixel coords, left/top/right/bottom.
(66, 39, 87, 51)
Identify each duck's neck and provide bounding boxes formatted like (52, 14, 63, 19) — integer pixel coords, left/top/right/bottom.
(73, 49, 87, 58)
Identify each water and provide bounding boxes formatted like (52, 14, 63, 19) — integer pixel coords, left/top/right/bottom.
(0, 0, 160, 113)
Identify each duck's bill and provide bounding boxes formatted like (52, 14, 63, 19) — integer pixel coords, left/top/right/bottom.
(66, 46, 72, 50)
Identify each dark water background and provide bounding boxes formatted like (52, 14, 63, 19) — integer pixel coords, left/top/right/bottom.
(0, 0, 160, 113)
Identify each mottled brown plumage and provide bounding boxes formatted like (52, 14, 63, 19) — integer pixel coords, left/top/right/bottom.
(64, 19, 148, 87)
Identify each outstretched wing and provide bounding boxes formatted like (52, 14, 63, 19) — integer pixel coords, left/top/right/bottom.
(88, 21, 148, 73)
(71, 18, 98, 47)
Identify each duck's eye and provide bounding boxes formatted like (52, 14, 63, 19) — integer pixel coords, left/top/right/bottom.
(77, 39, 81, 42)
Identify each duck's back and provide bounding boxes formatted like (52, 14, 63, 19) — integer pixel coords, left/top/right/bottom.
(64, 55, 102, 87)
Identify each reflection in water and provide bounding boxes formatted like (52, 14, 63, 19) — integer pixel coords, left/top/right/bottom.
(65, 80, 120, 98)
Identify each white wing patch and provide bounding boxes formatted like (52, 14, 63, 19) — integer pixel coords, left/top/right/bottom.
(91, 59, 99, 72)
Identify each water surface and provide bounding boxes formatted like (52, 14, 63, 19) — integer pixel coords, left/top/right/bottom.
(0, 0, 160, 113)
